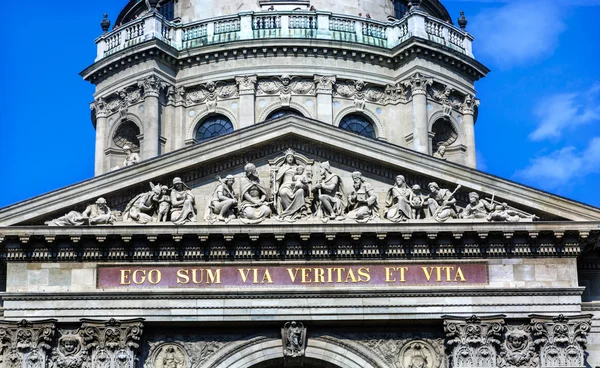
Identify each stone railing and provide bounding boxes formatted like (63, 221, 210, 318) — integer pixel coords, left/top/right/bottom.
(94, 9, 474, 62)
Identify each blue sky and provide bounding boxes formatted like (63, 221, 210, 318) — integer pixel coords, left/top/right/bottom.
(0, 0, 599, 208)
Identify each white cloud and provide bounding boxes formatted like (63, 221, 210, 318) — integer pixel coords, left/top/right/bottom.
(468, 0, 565, 68)
(529, 84, 600, 141)
(514, 137, 600, 188)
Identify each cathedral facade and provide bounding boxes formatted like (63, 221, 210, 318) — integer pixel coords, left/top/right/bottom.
(1, 1, 600, 368)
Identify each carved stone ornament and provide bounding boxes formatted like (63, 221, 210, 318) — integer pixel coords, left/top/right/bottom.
(146, 343, 189, 368)
(51, 330, 88, 368)
(383, 83, 409, 104)
(499, 325, 538, 368)
(167, 86, 186, 106)
(429, 84, 462, 117)
(402, 73, 434, 96)
(235, 75, 258, 94)
(530, 314, 592, 368)
(314, 75, 336, 93)
(282, 321, 307, 358)
(80, 318, 144, 368)
(361, 337, 445, 368)
(185, 81, 239, 111)
(45, 197, 116, 226)
(138, 75, 168, 98)
(346, 171, 379, 222)
(333, 80, 386, 111)
(460, 94, 480, 115)
(91, 97, 108, 118)
(444, 315, 506, 368)
(0, 319, 56, 368)
(257, 75, 315, 105)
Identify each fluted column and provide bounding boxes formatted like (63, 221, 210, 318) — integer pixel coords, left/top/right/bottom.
(138, 75, 164, 159)
(460, 94, 479, 168)
(92, 98, 108, 176)
(403, 73, 433, 154)
(236, 75, 257, 128)
(314, 75, 336, 124)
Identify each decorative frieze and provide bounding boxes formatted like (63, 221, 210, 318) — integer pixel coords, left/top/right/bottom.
(184, 81, 238, 111)
(256, 75, 315, 106)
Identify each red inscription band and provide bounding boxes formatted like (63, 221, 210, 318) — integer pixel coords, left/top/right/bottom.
(97, 263, 488, 288)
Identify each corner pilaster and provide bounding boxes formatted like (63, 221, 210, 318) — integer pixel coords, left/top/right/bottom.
(314, 75, 336, 125)
(236, 75, 257, 128)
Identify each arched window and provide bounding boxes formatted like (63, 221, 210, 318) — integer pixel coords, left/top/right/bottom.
(339, 114, 376, 138)
(431, 118, 458, 149)
(265, 108, 302, 121)
(113, 121, 140, 149)
(392, 0, 410, 19)
(195, 115, 234, 142)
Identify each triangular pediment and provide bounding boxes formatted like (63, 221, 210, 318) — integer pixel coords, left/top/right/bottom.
(1, 116, 599, 226)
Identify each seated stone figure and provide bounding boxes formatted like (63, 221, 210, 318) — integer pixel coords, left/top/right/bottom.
(205, 175, 238, 223)
(123, 182, 162, 224)
(170, 177, 197, 225)
(312, 161, 346, 222)
(426, 182, 458, 222)
(239, 163, 272, 223)
(346, 171, 378, 222)
(460, 192, 493, 220)
(487, 202, 538, 222)
(46, 197, 115, 226)
(384, 175, 413, 222)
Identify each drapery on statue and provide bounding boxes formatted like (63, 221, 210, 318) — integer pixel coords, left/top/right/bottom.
(239, 163, 272, 223)
(273, 149, 309, 221)
(46, 197, 116, 226)
(433, 144, 447, 160)
(426, 182, 459, 222)
(169, 177, 197, 225)
(460, 192, 493, 219)
(487, 202, 538, 222)
(346, 171, 379, 222)
(312, 161, 346, 221)
(205, 175, 238, 223)
(282, 321, 306, 358)
(384, 175, 414, 222)
(123, 144, 141, 166)
(123, 182, 162, 224)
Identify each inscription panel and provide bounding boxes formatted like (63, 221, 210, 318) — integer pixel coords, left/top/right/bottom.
(97, 263, 488, 288)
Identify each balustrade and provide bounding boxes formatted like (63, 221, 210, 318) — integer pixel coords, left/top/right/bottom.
(96, 11, 472, 60)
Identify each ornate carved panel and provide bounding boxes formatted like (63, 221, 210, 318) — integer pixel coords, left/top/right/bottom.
(444, 315, 505, 368)
(0, 319, 56, 368)
(530, 314, 591, 368)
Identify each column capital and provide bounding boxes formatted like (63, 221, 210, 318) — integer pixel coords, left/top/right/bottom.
(314, 75, 336, 94)
(80, 318, 145, 368)
(0, 319, 56, 368)
(167, 85, 186, 106)
(402, 72, 433, 96)
(460, 94, 479, 115)
(235, 75, 258, 95)
(138, 75, 167, 98)
(91, 97, 108, 118)
(444, 315, 506, 368)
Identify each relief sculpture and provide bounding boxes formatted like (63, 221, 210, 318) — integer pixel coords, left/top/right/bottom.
(271, 149, 311, 222)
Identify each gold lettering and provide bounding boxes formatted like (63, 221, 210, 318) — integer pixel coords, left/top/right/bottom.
(147, 269, 161, 284)
(239, 269, 251, 283)
(345, 268, 357, 283)
(327, 268, 333, 283)
(176, 269, 189, 284)
(191, 269, 204, 284)
(333, 268, 345, 282)
(442, 266, 454, 282)
(435, 266, 442, 282)
(314, 268, 325, 283)
(261, 269, 273, 284)
(455, 267, 466, 282)
(385, 267, 396, 282)
(252, 269, 259, 284)
(207, 269, 222, 284)
(422, 267, 434, 282)
(357, 267, 370, 282)
(398, 266, 408, 282)
(132, 270, 146, 284)
(287, 268, 300, 283)
(301, 268, 312, 283)
(120, 269, 131, 285)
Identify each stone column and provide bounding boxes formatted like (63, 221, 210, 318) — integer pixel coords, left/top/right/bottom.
(166, 85, 186, 152)
(92, 98, 108, 176)
(80, 318, 144, 368)
(403, 73, 432, 154)
(444, 315, 505, 368)
(314, 75, 336, 124)
(460, 94, 479, 169)
(138, 75, 164, 159)
(530, 314, 592, 368)
(0, 319, 56, 368)
(236, 75, 257, 129)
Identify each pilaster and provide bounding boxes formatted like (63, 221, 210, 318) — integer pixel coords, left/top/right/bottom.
(235, 75, 257, 128)
(137, 75, 166, 159)
(314, 75, 336, 125)
(460, 94, 479, 169)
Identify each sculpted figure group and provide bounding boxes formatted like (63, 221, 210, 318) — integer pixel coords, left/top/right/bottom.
(46, 149, 537, 226)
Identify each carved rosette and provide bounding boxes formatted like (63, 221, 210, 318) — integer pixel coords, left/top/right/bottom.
(235, 75, 258, 95)
(402, 73, 434, 96)
(138, 75, 167, 98)
(444, 315, 505, 368)
(314, 75, 336, 94)
(80, 318, 144, 368)
(0, 319, 56, 368)
(530, 314, 592, 368)
(499, 325, 538, 368)
(282, 321, 307, 358)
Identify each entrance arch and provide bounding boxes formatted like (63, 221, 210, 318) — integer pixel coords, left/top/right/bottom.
(204, 336, 384, 368)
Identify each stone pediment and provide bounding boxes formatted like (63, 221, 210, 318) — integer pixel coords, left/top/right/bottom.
(1, 116, 600, 227)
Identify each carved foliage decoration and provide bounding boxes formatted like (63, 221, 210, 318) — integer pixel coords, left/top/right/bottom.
(282, 321, 307, 358)
(51, 330, 88, 368)
(428, 83, 463, 117)
(360, 337, 444, 368)
(185, 81, 239, 111)
(402, 73, 433, 96)
(499, 325, 538, 368)
(444, 315, 505, 368)
(530, 314, 592, 368)
(314, 75, 336, 93)
(80, 318, 144, 368)
(138, 75, 168, 98)
(256, 75, 315, 106)
(0, 319, 56, 368)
